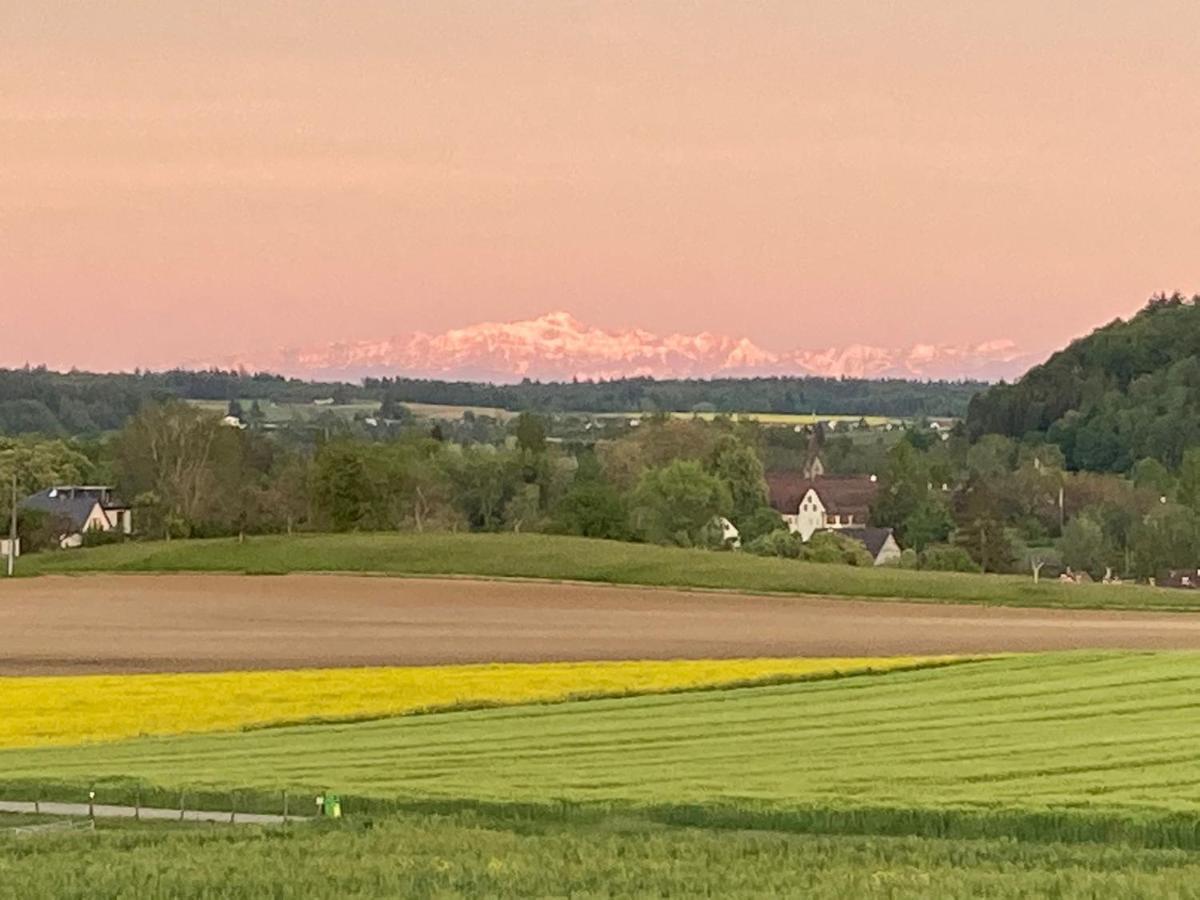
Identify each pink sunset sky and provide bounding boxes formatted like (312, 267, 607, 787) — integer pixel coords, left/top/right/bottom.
(2, 2, 1198, 377)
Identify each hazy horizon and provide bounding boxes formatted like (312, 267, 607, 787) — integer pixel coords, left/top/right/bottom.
(4, 3, 1197, 376)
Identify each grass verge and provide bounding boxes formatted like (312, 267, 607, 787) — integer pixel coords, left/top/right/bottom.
(4, 807, 1200, 898)
(15, 532, 1200, 611)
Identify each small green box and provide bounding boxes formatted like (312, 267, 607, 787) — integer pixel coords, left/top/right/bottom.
(323, 793, 342, 818)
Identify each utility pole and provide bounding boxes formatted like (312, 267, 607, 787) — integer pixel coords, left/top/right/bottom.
(7, 471, 16, 577)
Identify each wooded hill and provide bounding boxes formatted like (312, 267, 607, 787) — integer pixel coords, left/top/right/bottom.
(966, 294, 1200, 472)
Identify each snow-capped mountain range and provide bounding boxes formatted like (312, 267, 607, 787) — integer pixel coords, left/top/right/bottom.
(212, 312, 1034, 382)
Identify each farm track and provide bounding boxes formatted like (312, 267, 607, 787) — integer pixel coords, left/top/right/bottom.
(3, 574, 1200, 675)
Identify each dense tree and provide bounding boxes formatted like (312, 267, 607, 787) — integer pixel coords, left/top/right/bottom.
(310, 441, 376, 532)
(113, 402, 223, 539)
(1131, 503, 1200, 579)
(378, 395, 413, 422)
(1175, 448, 1200, 512)
(513, 412, 547, 456)
(0, 437, 94, 498)
(871, 442, 952, 548)
(445, 449, 522, 532)
(631, 460, 731, 547)
(549, 452, 628, 540)
(953, 516, 1015, 574)
(706, 435, 770, 527)
(901, 498, 955, 552)
(552, 479, 630, 540)
(1058, 514, 1111, 579)
(1132, 458, 1175, 498)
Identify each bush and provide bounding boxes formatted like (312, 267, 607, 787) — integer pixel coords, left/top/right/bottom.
(81, 528, 128, 548)
(919, 544, 978, 572)
(744, 529, 802, 559)
(803, 531, 873, 567)
(737, 507, 786, 544)
(15, 509, 72, 554)
(550, 481, 630, 541)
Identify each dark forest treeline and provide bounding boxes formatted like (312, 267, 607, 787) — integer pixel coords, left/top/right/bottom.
(0, 368, 983, 437)
(362, 376, 984, 418)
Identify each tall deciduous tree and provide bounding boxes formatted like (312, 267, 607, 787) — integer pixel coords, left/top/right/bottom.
(0, 437, 93, 498)
(706, 435, 769, 527)
(1059, 513, 1111, 578)
(113, 402, 222, 538)
(1175, 448, 1200, 512)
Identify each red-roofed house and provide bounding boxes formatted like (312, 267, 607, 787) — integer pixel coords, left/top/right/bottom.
(766, 473, 880, 540)
(765, 472, 900, 565)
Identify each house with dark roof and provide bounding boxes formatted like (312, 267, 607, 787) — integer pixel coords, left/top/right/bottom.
(21, 486, 132, 549)
(832, 526, 902, 566)
(767, 473, 880, 539)
(766, 472, 902, 566)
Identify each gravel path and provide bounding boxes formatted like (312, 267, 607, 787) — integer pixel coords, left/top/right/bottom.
(0, 799, 302, 825)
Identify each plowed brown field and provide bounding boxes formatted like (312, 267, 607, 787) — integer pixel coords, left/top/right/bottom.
(3, 574, 1200, 675)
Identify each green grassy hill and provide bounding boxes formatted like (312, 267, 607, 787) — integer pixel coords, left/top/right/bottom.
(18, 532, 1200, 611)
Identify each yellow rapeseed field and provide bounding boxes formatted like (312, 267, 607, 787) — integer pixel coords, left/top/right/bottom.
(4, 656, 959, 749)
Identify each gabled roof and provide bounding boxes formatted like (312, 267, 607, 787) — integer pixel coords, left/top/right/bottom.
(21, 489, 103, 532)
(836, 526, 898, 559)
(766, 473, 880, 521)
(765, 472, 811, 514)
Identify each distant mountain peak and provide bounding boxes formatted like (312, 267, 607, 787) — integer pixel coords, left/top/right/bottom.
(206, 311, 1032, 382)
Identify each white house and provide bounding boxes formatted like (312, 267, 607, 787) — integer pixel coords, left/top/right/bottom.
(21, 486, 132, 549)
(766, 472, 901, 566)
(767, 473, 880, 541)
(716, 515, 741, 549)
